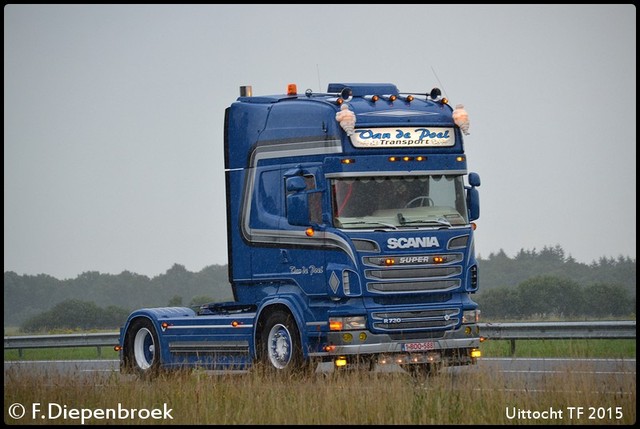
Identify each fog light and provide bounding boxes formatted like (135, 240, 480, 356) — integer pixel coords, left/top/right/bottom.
(342, 333, 353, 342)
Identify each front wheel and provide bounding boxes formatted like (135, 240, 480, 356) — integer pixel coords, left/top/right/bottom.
(122, 318, 161, 377)
(258, 311, 305, 374)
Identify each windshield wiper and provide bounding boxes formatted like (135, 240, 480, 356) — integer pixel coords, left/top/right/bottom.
(398, 216, 452, 228)
(340, 221, 398, 230)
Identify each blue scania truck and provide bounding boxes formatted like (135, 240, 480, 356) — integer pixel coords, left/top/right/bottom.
(118, 82, 482, 376)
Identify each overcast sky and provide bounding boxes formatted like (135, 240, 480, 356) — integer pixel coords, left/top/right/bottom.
(4, 4, 636, 280)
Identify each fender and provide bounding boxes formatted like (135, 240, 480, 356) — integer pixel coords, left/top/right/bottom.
(255, 291, 312, 358)
(120, 307, 197, 366)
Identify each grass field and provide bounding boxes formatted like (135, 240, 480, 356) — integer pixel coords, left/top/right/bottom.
(4, 359, 636, 425)
(4, 333, 636, 425)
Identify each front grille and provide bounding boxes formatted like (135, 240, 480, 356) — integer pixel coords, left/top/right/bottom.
(375, 319, 458, 330)
(364, 256, 463, 293)
(366, 266, 462, 279)
(368, 279, 460, 293)
(371, 308, 460, 332)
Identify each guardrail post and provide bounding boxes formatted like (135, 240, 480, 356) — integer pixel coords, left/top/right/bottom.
(510, 339, 516, 356)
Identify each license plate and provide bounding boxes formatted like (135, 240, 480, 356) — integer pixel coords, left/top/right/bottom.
(402, 341, 435, 352)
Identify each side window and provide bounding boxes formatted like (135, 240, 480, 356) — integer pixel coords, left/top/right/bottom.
(252, 169, 282, 228)
(258, 170, 280, 216)
(304, 175, 323, 224)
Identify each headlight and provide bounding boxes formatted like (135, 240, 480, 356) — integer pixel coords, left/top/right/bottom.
(329, 316, 367, 331)
(462, 309, 480, 324)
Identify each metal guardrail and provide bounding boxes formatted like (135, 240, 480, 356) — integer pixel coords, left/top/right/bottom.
(4, 321, 636, 357)
(479, 320, 636, 340)
(479, 320, 636, 354)
(4, 332, 119, 358)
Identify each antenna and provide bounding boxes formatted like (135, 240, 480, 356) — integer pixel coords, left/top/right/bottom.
(431, 66, 449, 100)
(316, 64, 322, 92)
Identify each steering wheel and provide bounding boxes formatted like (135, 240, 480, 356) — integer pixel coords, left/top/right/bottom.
(405, 196, 434, 208)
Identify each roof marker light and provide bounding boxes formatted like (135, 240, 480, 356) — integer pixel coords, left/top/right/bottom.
(287, 83, 297, 95)
(364, 95, 379, 102)
(382, 94, 397, 102)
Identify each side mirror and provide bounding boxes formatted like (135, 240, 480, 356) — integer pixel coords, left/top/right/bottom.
(466, 172, 480, 221)
(467, 186, 480, 221)
(287, 193, 310, 226)
(468, 172, 481, 187)
(286, 176, 306, 192)
(286, 176, 310, 226)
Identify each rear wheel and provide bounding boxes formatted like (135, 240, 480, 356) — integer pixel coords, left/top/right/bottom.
(123, 318, 161, 377)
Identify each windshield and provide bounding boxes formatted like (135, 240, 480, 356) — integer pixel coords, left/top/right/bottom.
(331, 175, 469, 229)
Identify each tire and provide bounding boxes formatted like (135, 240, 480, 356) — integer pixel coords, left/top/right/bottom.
(258, 311, 305, 374)
(123, 318, 161, 377)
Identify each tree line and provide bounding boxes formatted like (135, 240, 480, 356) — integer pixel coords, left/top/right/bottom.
(4, 263, 234, 328)
(4, 245, 636, 331)
(476, 245, 635, 318)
